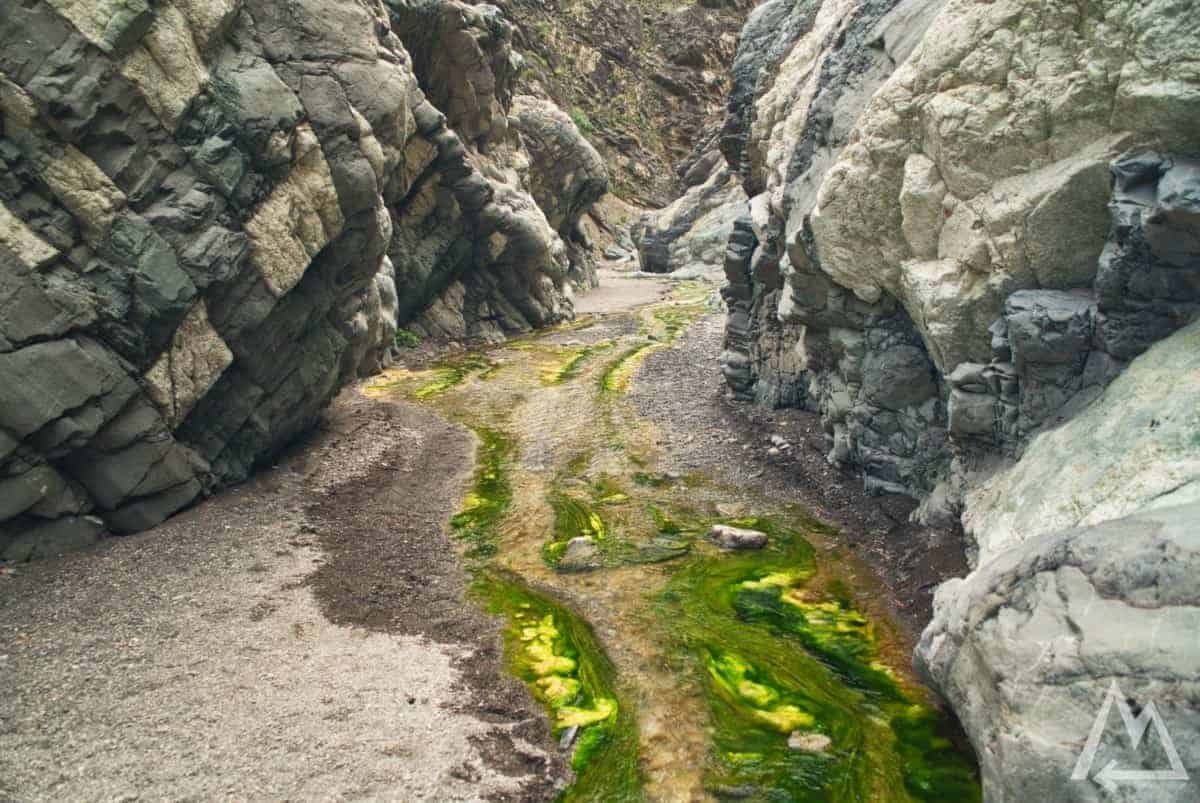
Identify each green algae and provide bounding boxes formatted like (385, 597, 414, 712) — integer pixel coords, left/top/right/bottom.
(543, 491, 693, 569)
(541, 341, 615, 385)
(599, 342, 655, 393)
(449, 432, 642, 800)
(474, 573, 643, 802)
(450, 427, 514, 561)
(415, 354, 499, 399)
(589, 475, 630, 505)
(659, 517, 980, 801)
(389, 291, 978, 801)
(543, 492, 608, 566)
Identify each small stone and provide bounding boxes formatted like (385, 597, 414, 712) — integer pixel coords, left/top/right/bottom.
(769, 434, 789, 448)
(788, 731, 832, 754)
(557, 536, 600, 572)
(708, 524, 768, 550)
(766, 447, 781, 458)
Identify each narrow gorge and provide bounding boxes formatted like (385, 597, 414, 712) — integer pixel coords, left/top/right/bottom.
(1, 0, 1197, 801)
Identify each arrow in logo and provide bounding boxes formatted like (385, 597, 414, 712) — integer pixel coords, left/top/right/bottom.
(1072, 679, 1190, 790)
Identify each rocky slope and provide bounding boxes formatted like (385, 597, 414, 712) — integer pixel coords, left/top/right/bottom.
(0, 0, 607, 559)
(490, 0, 751, 208)
(634, 0, 1200, 797)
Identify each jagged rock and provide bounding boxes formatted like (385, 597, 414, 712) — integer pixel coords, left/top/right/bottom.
(917, 501, 1200, 802)
(708, 524, 768, 550)
(707, 0, 1200, 501)
(963, 319, 1200, 567)
(1097, 152, 1200, 360)
(633, 126, 748, 276)
(0, 0, 605, 559)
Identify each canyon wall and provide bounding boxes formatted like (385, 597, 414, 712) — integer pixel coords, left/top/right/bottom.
(638, 0, 1200, 797)
(0, 0, 606, 560)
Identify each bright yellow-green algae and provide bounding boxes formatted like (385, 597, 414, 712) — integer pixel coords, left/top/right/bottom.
(599, 290, 709, 394)
(541, 488, 693, 571)
(384, 283, 978, 801)
(540, 341, 615, 385)
(475, 574, 643, 802)
(660, 517, 981, 801)
(449, 427, 514, 561)
(446, 429, 641, 799)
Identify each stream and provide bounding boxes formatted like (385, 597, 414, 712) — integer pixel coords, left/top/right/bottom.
(365, 283, 981, 802)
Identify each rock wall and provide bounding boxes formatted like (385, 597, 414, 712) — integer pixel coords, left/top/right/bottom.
(631, 125, 748, 277)
(0, 0, 605, 560)
(641, 0, 1200, 795)
(917, 498, 1200, 803)
(705, 0, 1200, 502)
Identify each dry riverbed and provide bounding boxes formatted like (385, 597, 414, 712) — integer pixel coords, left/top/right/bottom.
(0, 276, 975, 802)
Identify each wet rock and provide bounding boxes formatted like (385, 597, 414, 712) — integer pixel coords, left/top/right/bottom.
(787, 731, 832, 754)
(557, 537, 600, 572)
(708, 524, 768, 550)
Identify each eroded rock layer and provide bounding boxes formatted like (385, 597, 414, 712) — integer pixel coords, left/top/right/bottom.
(0, 0, 606, 558)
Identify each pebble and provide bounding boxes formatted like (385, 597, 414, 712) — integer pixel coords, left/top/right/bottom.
(788, 731, 832, 754)
(708, 525, 768, 550)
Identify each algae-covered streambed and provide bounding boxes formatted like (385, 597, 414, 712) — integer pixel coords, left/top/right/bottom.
(365, 284, 980, 801)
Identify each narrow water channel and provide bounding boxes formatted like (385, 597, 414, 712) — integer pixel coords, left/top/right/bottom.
(366, 284, 981, 802)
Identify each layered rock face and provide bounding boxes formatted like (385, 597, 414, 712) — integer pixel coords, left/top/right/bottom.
(644, 0, 1200, 796)
(631, 126, 748, 277)
(710, 0, 1200, 502)
(0, 0, 605, 559)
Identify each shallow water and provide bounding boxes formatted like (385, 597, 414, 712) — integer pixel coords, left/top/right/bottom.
(365, 285, 980, 802)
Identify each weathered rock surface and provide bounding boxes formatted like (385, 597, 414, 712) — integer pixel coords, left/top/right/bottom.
(0, 0, 604, 558)
(511, 94, 609, 289)
(917, 501, 1200, 802)
(707, 523, 768, 550)
(963, 319, 1200, 567)
(703, 0, 1200, 503)
(491, 0, 751, 207)
(633, 128, 748, 277)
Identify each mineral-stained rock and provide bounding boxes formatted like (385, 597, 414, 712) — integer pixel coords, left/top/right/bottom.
(0, 0, 605, 559)
(917, 501, 1200, 802)
(703, 0, 1200, 502)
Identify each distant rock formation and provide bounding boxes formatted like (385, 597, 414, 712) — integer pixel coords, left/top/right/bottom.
(0, 0, 606, 558)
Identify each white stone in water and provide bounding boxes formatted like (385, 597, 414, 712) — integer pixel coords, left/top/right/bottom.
(787, 731, 832, 754)
(707, 524, 768, 550)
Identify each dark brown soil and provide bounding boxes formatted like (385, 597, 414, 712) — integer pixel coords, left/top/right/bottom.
(629, 310, 969, 639)
(302, 392, 569, 801)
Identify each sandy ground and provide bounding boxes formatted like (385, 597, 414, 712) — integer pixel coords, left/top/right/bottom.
(0, 396, 565, 802)
(572, 270, 672, 314)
